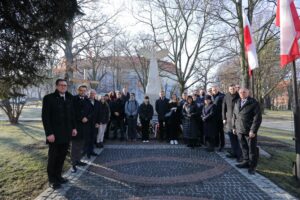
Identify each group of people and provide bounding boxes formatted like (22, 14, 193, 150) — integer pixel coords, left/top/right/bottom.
(42, 78, 262, 190)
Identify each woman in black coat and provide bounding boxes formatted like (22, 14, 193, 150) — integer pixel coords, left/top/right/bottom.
(201, 95, 218, 152)
(95, 95, 111, 148)
(182, 96, 199, 148)
(167, 94, 181, 145)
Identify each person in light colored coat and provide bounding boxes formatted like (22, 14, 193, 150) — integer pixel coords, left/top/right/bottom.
(125, 93, 139, 140)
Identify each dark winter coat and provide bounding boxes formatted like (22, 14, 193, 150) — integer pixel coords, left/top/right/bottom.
(111, 98, 125, 120)
(155, 97, 170, 120)
(222, 92, 240, 132)
(97, 101, 111, 124)
(42, 90, 76, 144)
(202, 103, 218, 138)
(73, 95, 94, 140)
(121, 92, 130, 104)
(212, 92, 225, 120)
(182, 102, 199, 139)
(89, 99, 101, 135)
(167, 101, 181, 136)
(138, 103, 154, 121)
(232, 97, 262, 134)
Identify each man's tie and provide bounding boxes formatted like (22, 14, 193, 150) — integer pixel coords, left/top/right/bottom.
(241, 99, 246, 107)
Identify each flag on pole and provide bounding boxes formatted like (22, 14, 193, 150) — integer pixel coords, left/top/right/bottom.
(243, 10, 259, 76)
(275, 0, 300, 67)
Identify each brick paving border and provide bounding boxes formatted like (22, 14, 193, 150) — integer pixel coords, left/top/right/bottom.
(34, 148, 103, 200)
(217, 152, 297, 200)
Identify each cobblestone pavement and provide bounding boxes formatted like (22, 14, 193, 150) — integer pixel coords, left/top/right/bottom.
(35, 144, 296, 200)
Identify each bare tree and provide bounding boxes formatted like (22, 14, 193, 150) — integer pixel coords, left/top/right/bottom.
(55, 0, 121, 92)
(134, 0, 221, 93)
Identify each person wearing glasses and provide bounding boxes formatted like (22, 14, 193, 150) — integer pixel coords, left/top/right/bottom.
(42, 79, 77, 189)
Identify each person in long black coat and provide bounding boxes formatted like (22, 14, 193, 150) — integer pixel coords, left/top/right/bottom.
(138, 96, 154, 142)
(233, 88, 262, 174)
(182, 96, 199, 148)
(212, 86, 225, 151)
(42, 79, 77, 189)
(222, 84, 242, 161)
(111, 92, 126, 141)
(167, 94, 181, 145)
(72, 85, 93, 172)
(85, 89, 99, 158)
(155, 91, 170, 141)
(202, 95, 218, 152)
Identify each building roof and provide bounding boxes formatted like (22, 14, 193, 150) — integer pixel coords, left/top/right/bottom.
(53, 56, 176, 74)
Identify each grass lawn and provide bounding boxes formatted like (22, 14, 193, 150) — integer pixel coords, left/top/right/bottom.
(257, 127, 300, 198)
(0, 121, 70, 200)
(263, 109, 293, 120)
(0, 106, 42, 120)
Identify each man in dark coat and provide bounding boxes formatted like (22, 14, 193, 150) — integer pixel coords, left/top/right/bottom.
(222, 84, 242, 161)
(42, 79, 77, 189)
(111, 91, 126, 141)
(71, 85, 93, 173)
(139, 96, 154, 142)
(85, 89, 99, 158)
(212, 86, 225, 151)
(155, 91, 170, 141)
(233, 88, 262, 175)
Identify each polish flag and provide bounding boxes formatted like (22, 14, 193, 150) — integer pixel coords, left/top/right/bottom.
(275, 0, 300, 67)
(243, 10, 259, 76)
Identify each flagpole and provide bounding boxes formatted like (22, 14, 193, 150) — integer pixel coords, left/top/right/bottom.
(291, 60, 300, 180)
(251, 72, 255, 98)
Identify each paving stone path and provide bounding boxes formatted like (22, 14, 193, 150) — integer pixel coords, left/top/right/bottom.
(35, 144, 297, 200)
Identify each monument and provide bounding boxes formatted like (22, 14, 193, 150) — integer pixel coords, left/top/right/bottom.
(139, 46, 168, 107)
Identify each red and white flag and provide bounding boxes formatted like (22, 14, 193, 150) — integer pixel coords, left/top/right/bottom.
(243, 10, 259, 76)
(276, 0, 300, 67)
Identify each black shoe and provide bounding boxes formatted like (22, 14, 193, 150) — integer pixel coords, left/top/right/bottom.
(71, 165, 77, 173)
(218, 147, 223, 152)
(236, 162, 250, 168)
(226, 154, 236, 159)
(76, 161, 87, 166)
(57, 177, 68, 184)
(227, 150, 234, 155)
(248, 168, 256, 175)
(99, 143, 104, 148)
(49, 182, 61, 190)
(206, 147, 214, 152)
(236, 157, 243, 163)
(90, 152, 98, 156)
